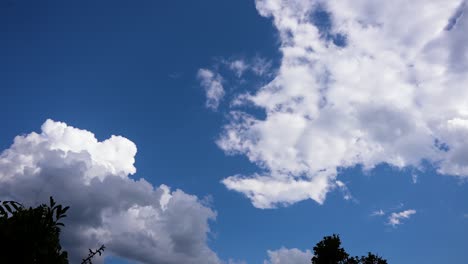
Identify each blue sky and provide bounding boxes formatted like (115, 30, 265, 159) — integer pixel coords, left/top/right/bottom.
(1, 0, 468, 263)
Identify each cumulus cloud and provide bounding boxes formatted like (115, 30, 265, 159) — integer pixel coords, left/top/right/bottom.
(387, 209, 417, 227)
(0, 120, 220, 264)
(264, 247, 313, 264)
(217, 0, 468, 208)
(198, 68, 225, 110)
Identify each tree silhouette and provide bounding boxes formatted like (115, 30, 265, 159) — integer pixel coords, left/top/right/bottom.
(1, 198, 388, 264)
(312, 234, 350, 264)
(0, 197, 104, 264)
(311, 234, 387, 264)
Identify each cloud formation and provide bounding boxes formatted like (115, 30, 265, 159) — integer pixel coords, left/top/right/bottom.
(387, 209, 417, 227)
(228, 59, 249, 78)
(218, 0, 468, 208)
(223, 57, 273, 78)
(198, 68, 225, 110)
(371, 209, 385, 217)
(264, 247, 313, 264)
(0, 120, 220, 264)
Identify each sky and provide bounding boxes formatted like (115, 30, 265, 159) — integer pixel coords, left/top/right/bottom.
(1, 0, 468, 263)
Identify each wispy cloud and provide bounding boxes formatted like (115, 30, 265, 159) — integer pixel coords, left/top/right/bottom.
(250, 56, 273, 77)
(228, 59, 249, 78)
(197, 68, 225, 110)
(411, 174, 418, 184)
(220, 56, 273, 78)
(387, 209, 417, 227)
(371, 209, 385, 216)
(335, 180, 355, 202)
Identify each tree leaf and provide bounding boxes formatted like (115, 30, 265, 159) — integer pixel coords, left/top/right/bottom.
(0, 206, 7, 217)
(3, 203, 12, 214)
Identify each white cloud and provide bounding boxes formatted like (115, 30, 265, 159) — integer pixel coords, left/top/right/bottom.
(197, 68, 225, 110)
(335, 180, 354, 201)
(371, 209, 385, 216)
(219, 57, 273, 78)
(218, 0, 468, 208)
(0, 120, 220, 264)
(387, 209, 416, 227)
(228, 59, 249, 77)
(412, 174, 418, 184)
(264, 247, 313, 264)
(251, 56, 273, 77)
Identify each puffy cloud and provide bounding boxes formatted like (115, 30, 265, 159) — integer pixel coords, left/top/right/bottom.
(198, 68, 225, 110)
(264, 247, 313, 264)
(387, 209, 416, 227)
(0, 120, 220, 264)
(217, 0, 468, 208)
(222, 172, 332, 208)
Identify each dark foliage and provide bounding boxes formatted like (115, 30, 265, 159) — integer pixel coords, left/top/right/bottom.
(0, 197, 104, 264)
(311, 234, 387, 264)
(312, 234, 350, 264)
(0, 197, 69, 264)
(357, 253, 388, 264)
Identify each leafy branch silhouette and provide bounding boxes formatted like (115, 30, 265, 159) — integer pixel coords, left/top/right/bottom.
(81, 245, 106, 264)
(0, 197, 105, 264)
(0, 200, 23, 216)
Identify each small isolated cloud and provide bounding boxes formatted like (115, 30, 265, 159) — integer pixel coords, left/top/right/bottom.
(335, 180, 354, 202)
(197, 68, 225, 110)
(0, 120, 220, 264)
(217, 0, 468, 208)
(411, 174, 418, 184)
(387, 209, 417, 227)
(371, 209, 385, 216)
(264, 247, 313, 264)
(228, 59, 249, 77)
(226, 57, 273, 78)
